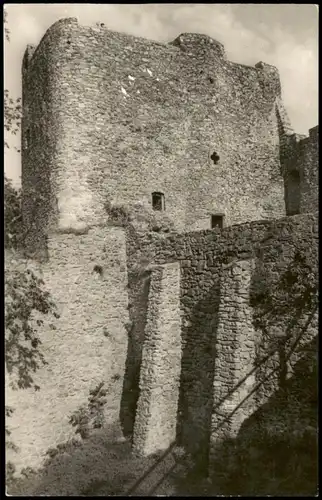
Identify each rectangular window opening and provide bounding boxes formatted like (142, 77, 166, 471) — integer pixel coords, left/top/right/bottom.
(152, 192, 165, 211)
(211, 214, 224, 229)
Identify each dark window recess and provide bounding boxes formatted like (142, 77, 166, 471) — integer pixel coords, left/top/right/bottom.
(24, 128, 30, 149)
(93, 265, 103, 276)
(152, 192, 165, 211)
(211, 214, 224, 229)
(210, 151, 220, 164)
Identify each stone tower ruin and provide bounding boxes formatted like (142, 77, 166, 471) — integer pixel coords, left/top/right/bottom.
(21, 17, 314, 252)
(7, 18, 318, 477)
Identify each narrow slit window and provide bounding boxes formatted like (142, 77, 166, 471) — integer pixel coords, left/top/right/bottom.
(24, 128, 30, 149)
(152, 192, 165, 211)
(211, 214, 224, 229)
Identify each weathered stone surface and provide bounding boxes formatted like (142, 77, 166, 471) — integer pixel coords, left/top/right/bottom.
(133, 262, 181, 455)
(129, 212, 318, 470)
(21, 17, 290, 257)
(11, 17, 318, 479)
(6, 227, 129, 470)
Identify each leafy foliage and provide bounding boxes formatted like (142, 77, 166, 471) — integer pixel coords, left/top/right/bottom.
(106, 200, 175, 234)
(4, 9, 10, 42)
(252, 251, 318, 332)
(44, 438, 83, 466)
(41, 382, 109, 470)
(250, 250, 318, 365)
(4, 13, 23, 248)
(5, 406, 19, 454)
(4, 11, 59, 394)
(4, 176, 22, 250)
(69, 382, 108, 439)
(5, 11, 22, 151)
(5, 259, 60, 391)
(4, 10, 61, 489)
(7, 424, 149, 497)
(4, 90, 22, 149)
(5, 255, 59, 471)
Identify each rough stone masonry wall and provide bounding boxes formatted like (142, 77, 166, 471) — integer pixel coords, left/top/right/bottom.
(280, 128, 319, 215)
(21, 43, 52, 258)
(299, 126, 319, 213)
(6, 226, 129, 472)
(211, 259, 257, 453)
(22, 17, 286, 252)
(277, 100, 319, 215)
(132, 262, 181, 456)
(127, 212, 318, 468)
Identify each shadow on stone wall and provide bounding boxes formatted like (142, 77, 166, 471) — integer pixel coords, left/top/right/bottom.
(174, 242, 318, 496)
(6, 422, 157, 496)
(176, 277, 221, 472)
(117, 221, 318, 494)
(249, 231, 318, 409)
(120, 272, 151, 438)
(207, 336, 317, 496)
(7, 337, 317, 497)
(172, 330, 317, 496)
(8, 248, 318, 496)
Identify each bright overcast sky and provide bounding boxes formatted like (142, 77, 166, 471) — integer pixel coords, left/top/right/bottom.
(4, 4, 318, 186)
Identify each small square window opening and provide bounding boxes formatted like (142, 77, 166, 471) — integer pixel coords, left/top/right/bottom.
(152, 192, 165, 211)
(211, 214, 224, 229)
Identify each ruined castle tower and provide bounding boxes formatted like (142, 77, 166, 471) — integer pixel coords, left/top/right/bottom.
(8, 18, 317, 474)
(21, 17, 298, 256)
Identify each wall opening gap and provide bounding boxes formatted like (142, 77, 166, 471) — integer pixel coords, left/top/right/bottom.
(152, 192, 165, 211)
(211, 214, 224, 229)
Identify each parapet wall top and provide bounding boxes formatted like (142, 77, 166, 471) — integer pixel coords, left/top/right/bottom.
(22, 44, 36, 71)
(170, 32, 226, 58)
(255, 61, 280, 75)
(309, 125, 319, 139)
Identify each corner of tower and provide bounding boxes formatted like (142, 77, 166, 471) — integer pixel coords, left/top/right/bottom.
(22, 44, 36, 73)
(255, 61, 282, 99)
(309, 124, 319, 142)
(169, 32, 226, 59)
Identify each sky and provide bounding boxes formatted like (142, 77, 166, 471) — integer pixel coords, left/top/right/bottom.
(4, 4, 318, 186)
